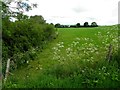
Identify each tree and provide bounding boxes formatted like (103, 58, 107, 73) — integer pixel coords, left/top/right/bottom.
(70, 25, 76, 28)
(76, 23, 80, 27)
(30, 15, 46, 24)
(91, 22, 98, 27)
(50, 23, 54, 26)
(84, 22, 89, 27)
(1, 0, 37, 21)
(55, 23, 61, 28)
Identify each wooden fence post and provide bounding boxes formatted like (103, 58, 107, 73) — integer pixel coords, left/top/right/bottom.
(106, 44, 113, 62)
(4, 58, 11, 83)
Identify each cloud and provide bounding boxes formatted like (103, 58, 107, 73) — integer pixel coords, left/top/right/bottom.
(24, 0, 119, 25)
(72, 6, 87, 13)
(87, 17, 97, 21)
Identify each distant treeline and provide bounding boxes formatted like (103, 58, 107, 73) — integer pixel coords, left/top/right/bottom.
(54, 22, 98, 28)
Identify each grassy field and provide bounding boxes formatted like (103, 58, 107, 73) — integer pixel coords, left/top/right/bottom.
(4, 25, 120, 88)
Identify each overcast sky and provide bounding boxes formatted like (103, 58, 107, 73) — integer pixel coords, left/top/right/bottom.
(24, 0, 119, 25)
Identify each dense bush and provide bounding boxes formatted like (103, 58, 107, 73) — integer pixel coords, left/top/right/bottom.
(2, 15, 56, 75)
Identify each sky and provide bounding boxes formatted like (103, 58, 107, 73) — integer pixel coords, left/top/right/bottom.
(24, 0, 119, 25)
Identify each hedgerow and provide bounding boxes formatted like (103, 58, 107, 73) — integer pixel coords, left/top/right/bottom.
(2, 15, 57, 75)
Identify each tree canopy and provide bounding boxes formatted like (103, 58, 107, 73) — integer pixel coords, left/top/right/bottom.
(1, 0, 37, 21)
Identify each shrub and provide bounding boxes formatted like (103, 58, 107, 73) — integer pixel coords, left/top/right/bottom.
(2, 15, 57, 75)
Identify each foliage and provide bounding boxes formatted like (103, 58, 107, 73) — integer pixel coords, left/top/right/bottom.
(1, 0, 37, 20)
(76, 23, 80, 27)
(55, 23, 61, 28)
(55, 22, 98, 28)
(84, 22, 89, 27)
(2, 0, 56, 76)
(91, 22, 98, 27)
(2, 14, 56, 75)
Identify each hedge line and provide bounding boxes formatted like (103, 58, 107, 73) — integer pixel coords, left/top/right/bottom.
(2, 15, 57, 75)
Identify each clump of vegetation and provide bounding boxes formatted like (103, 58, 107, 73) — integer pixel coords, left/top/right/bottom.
(2, 0, 57, 76)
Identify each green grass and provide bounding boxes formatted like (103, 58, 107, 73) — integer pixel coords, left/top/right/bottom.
(3, 25, 120, 88)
